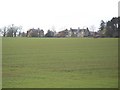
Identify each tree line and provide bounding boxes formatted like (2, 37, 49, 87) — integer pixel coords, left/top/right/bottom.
(0, 24, 22, 37)
(98, 17, 119, 37)
(0, 17, 119, 38)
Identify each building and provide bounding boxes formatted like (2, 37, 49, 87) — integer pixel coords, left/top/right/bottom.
(45, 30, 56, 37)
(56, 29, 69, 37)
(68, 27, 90, 37)
(27, 28, 44, 37)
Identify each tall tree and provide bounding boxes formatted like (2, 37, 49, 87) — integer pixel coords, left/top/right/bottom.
(3, 26, 7, 37)
(105, 21, 113, 37)
(100, 20, 105, 31)
(105, 17, 118, 37)
(118, 17, 120, 37)
(99, 17, 118, 37)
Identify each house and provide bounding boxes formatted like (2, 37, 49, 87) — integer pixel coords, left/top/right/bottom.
(57, 29, 69, 37)
(68, 27, 90, 37)
(27, 28, 44, 37)
(38, 29, 44, 37)
(68, 28, 79, 37)
(56, 27, 90, 38)
(45, 30, 56, 37)
(78, 28, 90, 37)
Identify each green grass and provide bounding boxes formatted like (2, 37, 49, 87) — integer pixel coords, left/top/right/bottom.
(2, 38, 118, 88)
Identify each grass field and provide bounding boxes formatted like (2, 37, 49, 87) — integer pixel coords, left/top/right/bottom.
(2, 38, 118, 88)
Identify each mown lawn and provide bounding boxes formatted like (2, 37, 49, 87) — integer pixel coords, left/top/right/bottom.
(2, 38, 118, 88)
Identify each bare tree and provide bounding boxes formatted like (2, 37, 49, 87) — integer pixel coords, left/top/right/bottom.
(7, 24, 22, 37)
(90, 25, 96, 32)
(51, 26, 56, 36)
(0, 26, 7, 37)
(90, 25, 96, 37)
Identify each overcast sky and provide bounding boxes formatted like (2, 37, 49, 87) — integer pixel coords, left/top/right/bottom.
(0, 0, 119, 33)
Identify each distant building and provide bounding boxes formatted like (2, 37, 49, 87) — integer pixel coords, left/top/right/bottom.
(56, 29, 69, 37)
(68, 27, 90, 37)
(68, 28, 78, 37)
(27, 28, 44, 37)
(45, 30, 56, 37)
(38, 29, 44, 37)
(20, 32, 26, 37)
(78, 28, 90, 37)
(57, 27, 90, 38)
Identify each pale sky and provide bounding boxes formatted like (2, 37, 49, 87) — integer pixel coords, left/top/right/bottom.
(0, 0, 119, 33)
